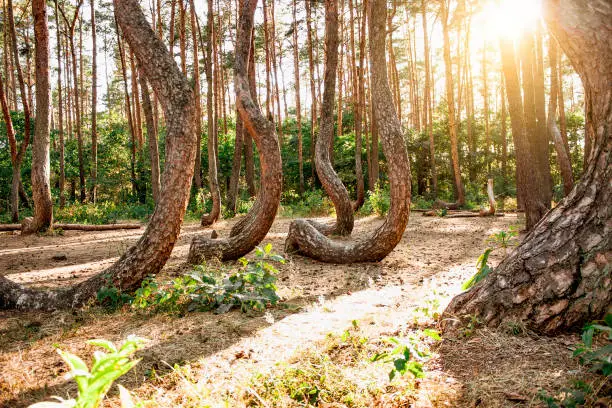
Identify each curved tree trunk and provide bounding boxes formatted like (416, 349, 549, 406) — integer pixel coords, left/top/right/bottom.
(284, 0, 411, 263)
(139, 70, 161, 204)
(0, 0, 197, 311)
(201, 0, 222, 227)
(23, 0, 54, 234)
(286, 0, 353, 238)
(444, 0, 611, 334)
(187, 0, 282, 263)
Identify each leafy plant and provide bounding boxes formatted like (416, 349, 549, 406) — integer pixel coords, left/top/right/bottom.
(96, 286, 133, 312)
(435, 208, 448, 217)
(487, 228, 518, 254)
(371, 330, 441, 380)
(132, 244, 283, 315)
(462, 248, 494, 290)
(368, 184, 390, 217)
(573, 313, 612, 376)
(29, 336, 146, 408)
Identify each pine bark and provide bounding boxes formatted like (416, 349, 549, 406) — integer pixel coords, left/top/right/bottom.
(284, 0, 411, 264)
(188, 0, 282, 263)
(24, 0, 54, 234)
(445, 0, 612, 334)
(0, 0, 197, 311)
(292, 0, 305, 194)
(90, 0, 98, 202)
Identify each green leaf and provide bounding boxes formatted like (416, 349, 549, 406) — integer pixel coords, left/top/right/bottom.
(87, 339, 118, 353)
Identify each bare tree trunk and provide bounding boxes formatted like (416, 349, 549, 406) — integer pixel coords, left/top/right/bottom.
(440, 0, 465, 206)
(190, 0, 202, 190)
(23, 0, 54, 234)
(548, 37, 574, 196)
(201, 0, 221, 226)
(90, 0, 98, 203)
(292, 0, 304, 194)
(188, 0, 282, 263)
(287, 0, 353, 238)
(55, 0, 65, 208)
(306, 0, 318, 184)
(243, 31, 257, 197)
(350, 0, 364, 210)
(139, 70, 161, 204)
(0, 0, 197, 311)
(445, 0, 611, 334)
(284, 0, 411, 263)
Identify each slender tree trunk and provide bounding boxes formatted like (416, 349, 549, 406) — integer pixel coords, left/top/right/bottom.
(350, 0, 364, 210)
(500, 75, 508, 198)
(90, 0, 98, 203)
(54, 0, 65, 208)
(0, 0, 198, 311)
(548, 37, 574, 196)
(306, 0, 318, 183)
(284, 0, 411, 264)
(190, 0, 202, 190)
(23, 0, 54, 233)
(500, 37, 548, 230)
(201, 0, 221, 226)
(440, 0, 465, 206)
(188, 0, 282, 263)
(243, 31, 256, 198)
(292, 0, 304, 194)
(139, 70, 161, 204)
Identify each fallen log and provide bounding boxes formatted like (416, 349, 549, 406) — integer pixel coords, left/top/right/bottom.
(0, 223, 142, 232)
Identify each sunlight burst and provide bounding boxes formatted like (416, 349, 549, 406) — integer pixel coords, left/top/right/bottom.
(477, 0, 543, 40)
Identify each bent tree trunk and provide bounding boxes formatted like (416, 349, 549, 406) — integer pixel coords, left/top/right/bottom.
(0, 0, 197, 311)
(287, 0, 354, 238)
(444, 0, 611, 334)
(284, 0, 411, 263)
(24, 0, 54, 234)
(187, 0, 283, 263)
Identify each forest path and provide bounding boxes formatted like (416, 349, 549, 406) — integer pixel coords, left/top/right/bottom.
(1, 214, 538, 407)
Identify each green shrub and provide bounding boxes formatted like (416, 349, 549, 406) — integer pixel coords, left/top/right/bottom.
(132, 244, 284, 315)
(462, 248, 494, 290)
(367, 184, 390, 217)
(574, 313, 612, 376)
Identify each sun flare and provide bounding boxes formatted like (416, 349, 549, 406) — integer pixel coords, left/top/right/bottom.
(476, 0, 543, 40)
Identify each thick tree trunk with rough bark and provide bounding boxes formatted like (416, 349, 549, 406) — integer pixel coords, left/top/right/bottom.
(284, 0, 411, 263)
(445, 0, 612, 334)
(23, 0, 54, 234)
(286, 0, 353, 238)
(0, 0, 197, 311)
(188, 0, 282, 263)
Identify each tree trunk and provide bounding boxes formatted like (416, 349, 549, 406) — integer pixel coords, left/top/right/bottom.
(284, 0, 411, 263)
(55, 0, 65, 208)
(0, 0, 197, 311)
(139, 70, 161, 204)
(244, 30, 257, 198)
(24, 0, 54, 234)
(286, 0, 353, 238)
(306, 0, 318, 184)
(188, 0, 282, 263)
(548, 38, 574, 197)
(201, 0, 222, 227)
(445, 0, 612, 335)
(292, 0, 305, 195)
(502, 35, 549, 230)
(422, 0, 436, 197)
(350, 0, 364, 211)
(90, 0, 98, 203)
(440, 0, 465, 206)
(190, 0, 202, 191)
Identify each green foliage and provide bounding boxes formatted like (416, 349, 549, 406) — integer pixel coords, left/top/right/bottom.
(281, 189, 334, 217)
(573, 314, 612, 376)
(486, 227, 519, 252)
(537, 381, 592, 408)
(132, 244, 283, 315)
(55, 202, 154, 224)
(96, 286, 133, 312)
(367, 184, 390, 217)
(371, 330, 441, 380)
(462, 248, 494, 290)
(29, 336, 146, 408)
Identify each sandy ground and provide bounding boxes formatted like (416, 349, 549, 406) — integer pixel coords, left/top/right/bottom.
(0, 214, 600, 407)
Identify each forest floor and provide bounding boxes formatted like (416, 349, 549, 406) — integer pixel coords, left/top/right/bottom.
(0, 214, 607, 407)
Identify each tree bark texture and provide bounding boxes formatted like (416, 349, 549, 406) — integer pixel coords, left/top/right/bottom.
(445, 0, 612, 334)
(188, 0, 282, 263)
(284, 0, 411, 264)
(0, 0, 197, 311)
(286, 0, 353, 239)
